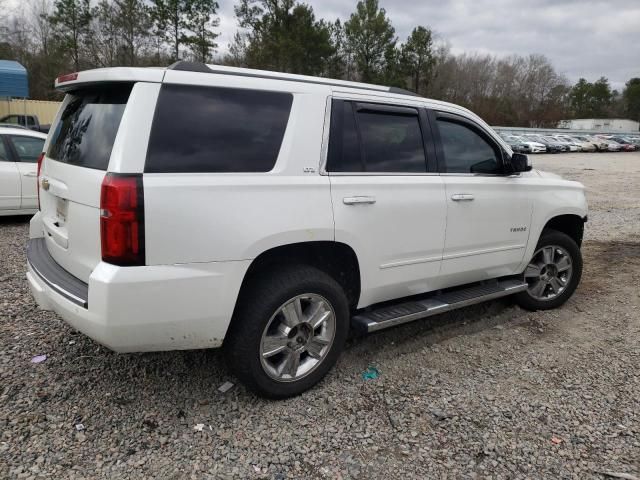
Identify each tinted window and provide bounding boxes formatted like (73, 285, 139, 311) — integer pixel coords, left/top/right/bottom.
(327, 101, 363, 172)
(47, 85, 131, 170)
(358, 110, 426, 172)
(327, 101, 426, 173)
(10, 136, 45, 162)
(146, 84, 293, 173)
(437, 119, 501, 174)
(0, 138, 9, 160)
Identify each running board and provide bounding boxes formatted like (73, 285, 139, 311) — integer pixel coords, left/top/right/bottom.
(352, 279, 527, 333)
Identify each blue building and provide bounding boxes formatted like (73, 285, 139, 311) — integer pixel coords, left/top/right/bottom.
(0, 60, 29, 98)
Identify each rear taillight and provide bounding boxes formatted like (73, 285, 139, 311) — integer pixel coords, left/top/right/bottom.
(36, 152, 44, 210)
(100, 173, 145, 266)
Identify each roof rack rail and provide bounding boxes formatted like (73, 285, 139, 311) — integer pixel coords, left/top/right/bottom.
(167, 60, 424, 98)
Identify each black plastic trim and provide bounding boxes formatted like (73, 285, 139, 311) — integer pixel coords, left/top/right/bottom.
(27, 238, 88, 308)
(388, 86, 422, 97)
(355, 102, 418, 116)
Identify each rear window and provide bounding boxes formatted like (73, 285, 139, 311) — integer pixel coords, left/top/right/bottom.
(47, 85, 132, 170)
(145, 84, 293, 173)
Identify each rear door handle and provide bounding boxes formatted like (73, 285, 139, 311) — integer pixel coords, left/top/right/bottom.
(451, 194, 475, 201)
(343, 196, 376, 205)
(24, 172, 37, 177)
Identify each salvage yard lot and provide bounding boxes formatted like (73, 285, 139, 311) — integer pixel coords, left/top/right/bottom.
(1, 152, 639, 479)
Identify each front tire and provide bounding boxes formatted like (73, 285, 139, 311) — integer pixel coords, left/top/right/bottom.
(224, 265, 350, 399)
(515, 230, 583, 311)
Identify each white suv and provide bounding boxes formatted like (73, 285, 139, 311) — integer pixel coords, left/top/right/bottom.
(27, 62, 587, 398)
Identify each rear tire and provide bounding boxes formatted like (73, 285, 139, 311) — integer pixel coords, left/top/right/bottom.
(515, 230, 582, 311)
(224, 265, 349, 399)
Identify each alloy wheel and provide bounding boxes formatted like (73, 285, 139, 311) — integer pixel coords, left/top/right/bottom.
(524, 245, 573, 301)
(259, 294, 336, 382)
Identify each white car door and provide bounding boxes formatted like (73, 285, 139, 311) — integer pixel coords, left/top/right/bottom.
(327, 99, 447, 308)
(8, 134, 44, 210)
(0, 136, 21, 210)
(430, 111, 533, 287)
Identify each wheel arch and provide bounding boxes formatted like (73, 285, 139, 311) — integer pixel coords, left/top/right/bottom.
(234, 241, 362, 312)
(542, 214, 586, 247)
(518, 210, 587, 273)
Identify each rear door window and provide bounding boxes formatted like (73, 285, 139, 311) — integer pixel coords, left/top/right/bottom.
(47, 84, 132, 170)
(327, 100, 427, 173)
(9, 135, 45, 162)
(145, 84, 293, 173)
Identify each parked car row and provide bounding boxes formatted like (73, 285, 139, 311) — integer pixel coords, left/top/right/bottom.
(498, 131, 640, 153)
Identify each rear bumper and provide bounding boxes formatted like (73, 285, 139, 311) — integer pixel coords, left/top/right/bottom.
(26, 237, 250, 353)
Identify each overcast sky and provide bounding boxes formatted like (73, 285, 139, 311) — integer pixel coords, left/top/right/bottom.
(215, 0, 640, 90)
(5, 0, 639, 90)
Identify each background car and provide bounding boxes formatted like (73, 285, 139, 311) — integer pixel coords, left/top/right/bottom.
(553, 135, 590, 152)
(524, 135, 564, 153)
(549, 135, 581, 152)
(508, 135, 547, 153)
(566, 136, 596, 152)
(606, 136, 638, 151)
(499, 134, 531, 153)
(0, 126, 46, 215)
(595, 137, 623, 152)
(572, 135, 609, 152)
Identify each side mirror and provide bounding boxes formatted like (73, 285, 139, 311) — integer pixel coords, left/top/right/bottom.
(510, 153, 532, 173)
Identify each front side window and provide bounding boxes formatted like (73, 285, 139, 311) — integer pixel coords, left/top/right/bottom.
(436, 118, 502, 174)
(146, 84, 293, 173)
(327, 101, 427, 173)
(10, 135, 45, 162)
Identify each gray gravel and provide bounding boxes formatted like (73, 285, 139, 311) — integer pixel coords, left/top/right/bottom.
(1, 152, 639, 479)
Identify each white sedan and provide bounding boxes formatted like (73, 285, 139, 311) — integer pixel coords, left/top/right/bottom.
(513, 135, 547, 153)
(0, 127, 46, 216)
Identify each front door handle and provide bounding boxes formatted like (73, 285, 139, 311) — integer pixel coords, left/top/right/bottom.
(24, 172, 37, 177)
(451, 194, 475, 201)
(343, 196, 376, 205)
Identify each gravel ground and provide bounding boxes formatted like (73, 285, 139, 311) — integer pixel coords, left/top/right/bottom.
(1, 152, 639, 479)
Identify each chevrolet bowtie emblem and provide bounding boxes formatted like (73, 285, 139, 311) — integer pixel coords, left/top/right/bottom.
(41, 178, 50, 191)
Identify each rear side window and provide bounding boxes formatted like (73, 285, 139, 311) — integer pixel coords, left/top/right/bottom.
(10, 135, 45, 162)
(327, 100, 427, 173)
(47, 85, 132, 170)
(145, 85, 293, 173)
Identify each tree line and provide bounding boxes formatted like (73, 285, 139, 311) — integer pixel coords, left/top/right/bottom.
(1, 0, 639, 127)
